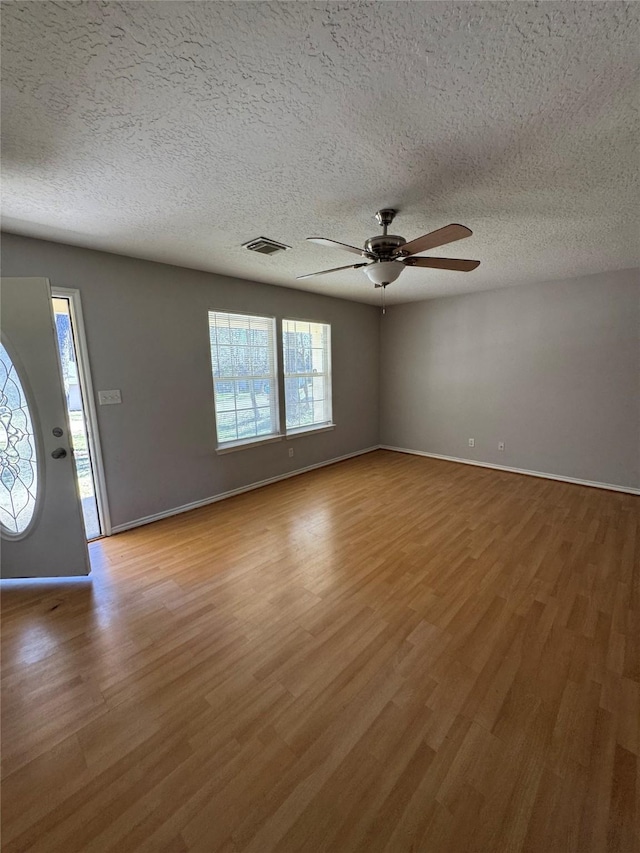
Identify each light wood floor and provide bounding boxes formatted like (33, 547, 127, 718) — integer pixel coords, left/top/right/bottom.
(1, 450, 638, 853)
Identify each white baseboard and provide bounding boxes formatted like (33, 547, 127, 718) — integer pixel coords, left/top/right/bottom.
(110, 446, 380, 534)
(379, 446, 640, 496)
(109, 443, 637, 534)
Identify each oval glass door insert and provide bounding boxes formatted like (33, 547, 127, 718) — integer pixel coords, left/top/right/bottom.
(0, 342, 39, 535)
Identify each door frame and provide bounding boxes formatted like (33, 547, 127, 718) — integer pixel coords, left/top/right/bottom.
(52, 286, 112, 536)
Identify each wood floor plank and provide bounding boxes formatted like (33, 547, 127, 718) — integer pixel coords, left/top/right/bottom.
(1, 450, 638, 851)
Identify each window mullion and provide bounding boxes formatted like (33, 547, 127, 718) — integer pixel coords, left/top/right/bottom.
(275, 316, 286, 436)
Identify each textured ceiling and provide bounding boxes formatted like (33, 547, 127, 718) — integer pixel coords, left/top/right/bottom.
(2, 1, 638, 305)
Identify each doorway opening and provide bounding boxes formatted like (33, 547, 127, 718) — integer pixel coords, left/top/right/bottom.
(52, 291, 109, 540)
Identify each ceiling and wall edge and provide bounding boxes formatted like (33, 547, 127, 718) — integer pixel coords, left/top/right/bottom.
(0, 230, 376, 308)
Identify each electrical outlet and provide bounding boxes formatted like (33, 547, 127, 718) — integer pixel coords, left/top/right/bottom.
(468, 438, 475, 448)
(288, 447, 294, 458)
(98, 390, 122, 405)
(498, 441, 505, 451)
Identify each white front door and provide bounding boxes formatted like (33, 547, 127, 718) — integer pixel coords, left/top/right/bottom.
(1, 278, 90, 577)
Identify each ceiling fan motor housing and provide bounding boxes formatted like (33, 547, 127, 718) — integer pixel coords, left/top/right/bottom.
(364, 234, 407, 259)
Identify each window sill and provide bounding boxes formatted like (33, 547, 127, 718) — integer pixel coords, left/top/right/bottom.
(216, 434, 283, 454)
(286, 423, 336, 439)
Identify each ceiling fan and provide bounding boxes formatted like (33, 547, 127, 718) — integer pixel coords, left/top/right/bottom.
(297, 209, 480, 288)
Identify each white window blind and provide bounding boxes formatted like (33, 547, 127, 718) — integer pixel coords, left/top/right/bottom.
(282, 319, 332, 433)
(208, 311, 279, 446)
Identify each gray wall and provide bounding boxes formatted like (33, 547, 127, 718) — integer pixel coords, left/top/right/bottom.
(1, 233, 380, 528)
(3, 230, 637, 534)
(380, 269, 639, 489)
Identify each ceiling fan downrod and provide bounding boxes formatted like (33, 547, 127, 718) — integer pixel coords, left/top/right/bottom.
(374, 208, 396, 237)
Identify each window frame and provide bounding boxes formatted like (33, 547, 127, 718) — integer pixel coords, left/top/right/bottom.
(282, 318, 333, 436)
(208, 310, 281, 451)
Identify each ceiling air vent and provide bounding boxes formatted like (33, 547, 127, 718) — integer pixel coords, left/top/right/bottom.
(242, 237, 290, 255)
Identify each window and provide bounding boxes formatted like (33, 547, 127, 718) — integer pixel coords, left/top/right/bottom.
(283, 319, 332, 433)
(209, 311, 279, 447)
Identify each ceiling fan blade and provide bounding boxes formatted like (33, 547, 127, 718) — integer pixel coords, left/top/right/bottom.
(403, 257, 480, 272)
(307, 237, 367, 257)
(296, 262, 369, 280)
(399, 224, 472, 257)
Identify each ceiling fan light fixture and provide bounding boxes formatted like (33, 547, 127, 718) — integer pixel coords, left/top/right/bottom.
(363, 260, 404, 286)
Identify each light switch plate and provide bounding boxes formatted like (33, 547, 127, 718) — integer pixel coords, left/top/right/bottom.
(98, 390, 122, 405)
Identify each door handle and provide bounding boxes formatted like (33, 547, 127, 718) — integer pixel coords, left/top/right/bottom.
(51, 447, 67, 459)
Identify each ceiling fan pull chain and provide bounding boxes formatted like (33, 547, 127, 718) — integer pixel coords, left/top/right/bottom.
(382, 284, 386, 315)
